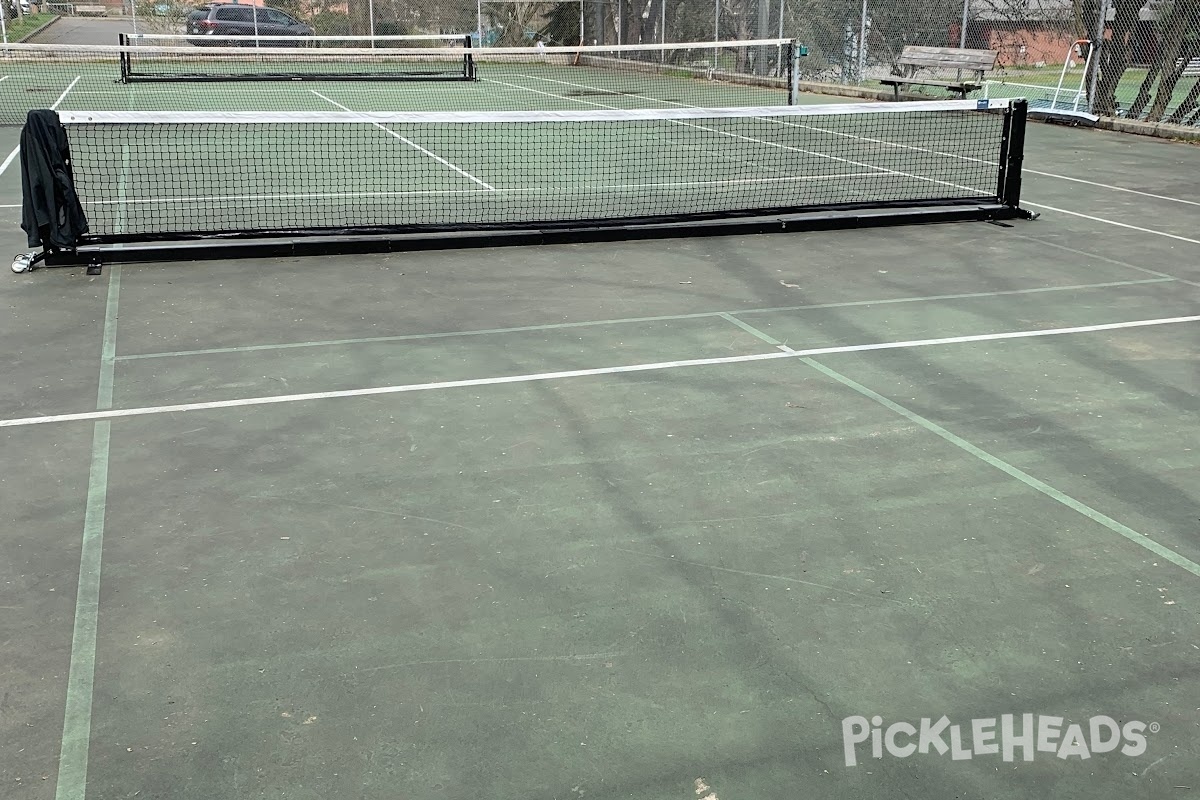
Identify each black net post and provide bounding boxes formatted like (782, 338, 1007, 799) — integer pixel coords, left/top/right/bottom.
(787, 41, 799, 104)
(463, 34, 477, 81)
(118, 33, 131, 83)
(996, 98, 1028, 209)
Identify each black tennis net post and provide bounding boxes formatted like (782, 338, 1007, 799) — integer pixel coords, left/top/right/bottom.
(118, 33, 131, 83)
(997, 98, 1029, 210)
(787, 41, 798, 105)
(463, 33, 476, 81)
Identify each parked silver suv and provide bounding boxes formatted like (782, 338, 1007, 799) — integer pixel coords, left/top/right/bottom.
(186, 4, 315, 45)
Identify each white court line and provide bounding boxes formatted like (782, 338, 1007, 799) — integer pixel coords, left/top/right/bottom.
(522, 72, 1200, 209)
(2, 315, 1196, 430)
(749, 114, 1200, 209)
(525, 73, 994, 171)
(0, 145, 22, 177)
(310, 90, 495, 190)
(1013, 234, 1200, 289)
(764, 116, 1200, 208)
(519, 70, 1200, 238)
(1022, 170, 1200, 206)
(1024, 202, 1200, 246)
(75, 172, 882, 207)
(484, 77, 994, 199)
(0, 75, 81, 179)
(808, 118, 1200, 243)
(113, 278, 1172, 362)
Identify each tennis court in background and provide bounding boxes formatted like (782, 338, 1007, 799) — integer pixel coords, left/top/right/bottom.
(0, 40, 798, 126)
(1, 45, 1199, 800)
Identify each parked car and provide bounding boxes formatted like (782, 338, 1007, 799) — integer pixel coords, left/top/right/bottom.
(186, 3, 315, 45)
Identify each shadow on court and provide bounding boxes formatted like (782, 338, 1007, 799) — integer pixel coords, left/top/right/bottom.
(0, 117, 1198, 800)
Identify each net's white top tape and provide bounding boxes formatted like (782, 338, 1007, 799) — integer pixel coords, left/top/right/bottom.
(59, 99, 1014, 125)
(1, 38, 794, 57)
(126, 33, 471, 41)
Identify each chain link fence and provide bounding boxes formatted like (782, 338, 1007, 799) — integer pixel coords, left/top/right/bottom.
(777, 0, 1198, 125)
(124, 0, 1199, 124)
(380, 0, 1200, 124)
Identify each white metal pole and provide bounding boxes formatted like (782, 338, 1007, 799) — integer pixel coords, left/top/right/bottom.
(956, 0, 968, 80)
(856, 0, 867, 81)
(712, 0, 719, 67)
(1, 11, 7, 46)
(1088, 0, 1109, 113)
(368, 0, 374, 43)
(660, 0, 665, 60)
(580, 0, 584, 44)
(476, 0, 483, 45)
(777, 0, 784, 75)
(1072, 41, 1092, 111)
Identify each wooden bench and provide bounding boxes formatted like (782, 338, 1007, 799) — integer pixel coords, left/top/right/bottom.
(880, 46, 998, 101)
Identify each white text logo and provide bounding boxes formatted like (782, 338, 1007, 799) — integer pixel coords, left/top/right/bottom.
(841, 715, 1156, 766)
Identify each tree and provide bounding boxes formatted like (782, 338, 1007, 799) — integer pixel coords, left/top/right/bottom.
(347, 0, 371, 36)
(540, 1, 581, 44)
(1164, 7, 1200, 119)
(1127, 0, 1200, 120)
(1089, 0, 1144, 116)
(865, 0, 962, 73)
(133, 0, 190, 33)
(482, 1, 555, 44)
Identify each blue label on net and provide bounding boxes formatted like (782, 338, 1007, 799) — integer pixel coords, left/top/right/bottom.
(977, 99, 991, 110)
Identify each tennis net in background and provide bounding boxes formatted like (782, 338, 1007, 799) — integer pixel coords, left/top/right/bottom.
(0, 40, 797, 126)
(57, 100, 1024, 246)
(119, 35, 793, 85)
(120, 41, 477, 83)
(122, 33, 474, 48)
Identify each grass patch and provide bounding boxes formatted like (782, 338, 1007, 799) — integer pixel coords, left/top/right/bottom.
(989, 65, 1197, 114)
(3, 12, 57, 42)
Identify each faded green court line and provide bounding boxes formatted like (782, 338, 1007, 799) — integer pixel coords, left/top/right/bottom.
(721, 312, 1200, 580)
(1013, 232, 1200, 289)
(55, 266, 121, 800)
(114, 277, 1172, 361)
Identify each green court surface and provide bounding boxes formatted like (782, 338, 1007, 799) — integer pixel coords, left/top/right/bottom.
(1, 72, 1200, 800)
